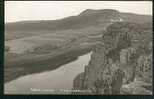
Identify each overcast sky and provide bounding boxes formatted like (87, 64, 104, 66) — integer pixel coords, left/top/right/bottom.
(5, 1, 152, 23)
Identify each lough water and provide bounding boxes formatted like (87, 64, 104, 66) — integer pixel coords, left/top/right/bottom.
(4, 52, 92, 94)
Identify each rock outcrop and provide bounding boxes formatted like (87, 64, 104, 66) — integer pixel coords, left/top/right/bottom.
(73, 22, 152, 95)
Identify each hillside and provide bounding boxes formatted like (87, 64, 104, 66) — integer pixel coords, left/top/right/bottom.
(5, 9, 152, 84)
(5, 9, 152, 40)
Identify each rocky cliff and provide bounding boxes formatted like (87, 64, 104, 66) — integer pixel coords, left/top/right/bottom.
(73, 22, 152, 95)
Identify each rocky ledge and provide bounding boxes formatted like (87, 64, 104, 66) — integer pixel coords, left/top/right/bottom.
(73, 22, 152, 95)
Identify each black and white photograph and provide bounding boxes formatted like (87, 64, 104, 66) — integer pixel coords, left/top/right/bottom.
(4, 1, 152, 95)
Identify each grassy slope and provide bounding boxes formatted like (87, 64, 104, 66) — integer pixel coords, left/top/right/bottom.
(5, 33, 102, 83)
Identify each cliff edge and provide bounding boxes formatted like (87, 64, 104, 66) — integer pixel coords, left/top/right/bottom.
(73, 22, 152, 95)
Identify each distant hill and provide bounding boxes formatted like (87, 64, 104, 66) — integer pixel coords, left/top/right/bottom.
(5, 9, 152, 32)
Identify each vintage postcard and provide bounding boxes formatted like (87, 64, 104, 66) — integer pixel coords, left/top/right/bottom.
(4, 1, 152, 95)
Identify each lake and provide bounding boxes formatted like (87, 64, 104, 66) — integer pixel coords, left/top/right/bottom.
(4, 52, 92, 94)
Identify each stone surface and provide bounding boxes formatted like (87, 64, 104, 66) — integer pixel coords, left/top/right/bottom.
(73, 22, 152, 95)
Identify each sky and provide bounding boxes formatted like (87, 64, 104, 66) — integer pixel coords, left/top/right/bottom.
(5, 1, 152, 23)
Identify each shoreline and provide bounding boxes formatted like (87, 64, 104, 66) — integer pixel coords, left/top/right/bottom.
(5, 43, 95, 83)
